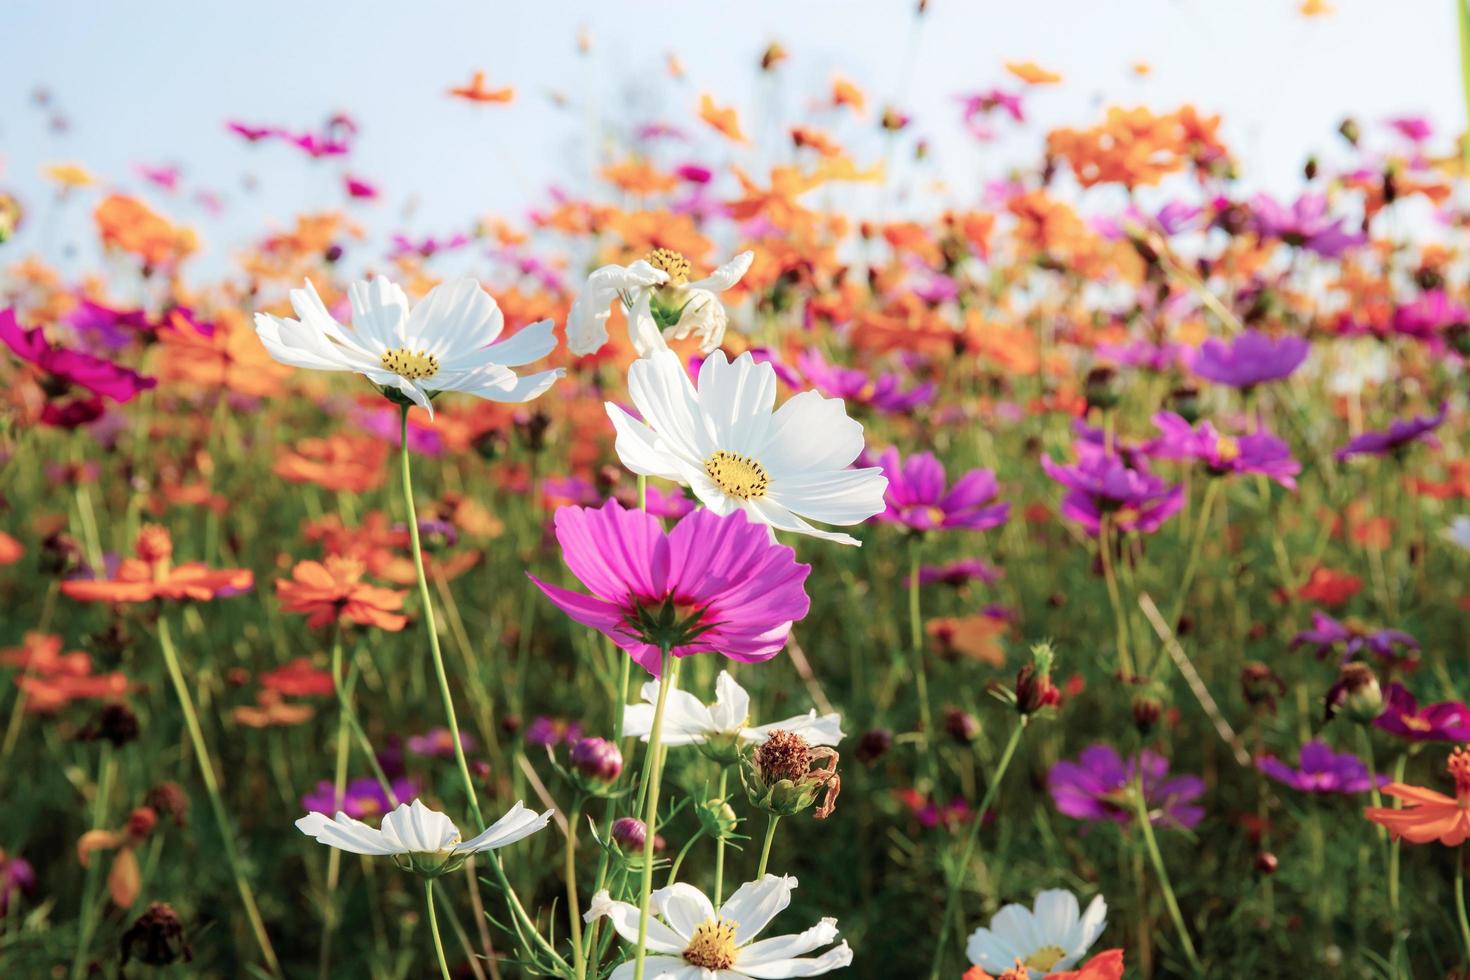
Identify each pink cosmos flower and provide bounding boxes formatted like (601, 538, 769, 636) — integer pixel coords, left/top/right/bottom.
(1, 309, 156, 425)
(530, 500, 811, 676)
(869, 447, 1009, 532)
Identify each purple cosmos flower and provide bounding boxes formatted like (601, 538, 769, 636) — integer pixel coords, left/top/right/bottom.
(1387, 115, 1433, 143)
(1393, 290, 1469, 342)
(530, 500, 811, 676)
(1250, 192, 1367, 258)
(407, 727, 477, 759)
(300, 777, 417, 820)
(66, 299, 153, 350)
(919, 558, 1003, 588)
(1095, 339, 1186, 373)
(1041, 446, 1183, 537)
(1335, 402, 1448, 461)
(526, 716, 583, 748)
(1256, 740, 1387, 794)
(1188, 329, 1310, 389)
(1289, 611, 1419, 666)
(1048, 744, 1205, 830)
(870, 448, 1009, 533)
(0, 309, 156, 422)
(1151, 412, 1301, 489)
(0, 851, 35, 917)
(794, 350, 936, 415)
(1374, 683, 1470, 742)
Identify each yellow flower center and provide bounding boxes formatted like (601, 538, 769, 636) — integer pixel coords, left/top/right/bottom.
(704, 450, 770, 500)
(646, 248, 691, 286)
(380, 347, 439, 381)
(1215, 436, 1242, 462)
(1025, 944, 1068, 972)
(683, 918, 739, 970)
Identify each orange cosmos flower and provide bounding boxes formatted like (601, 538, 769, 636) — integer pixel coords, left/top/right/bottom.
(275, 555, 408, 631)
(0, 531, 22, 565)
(448, 70, 514, 104)
(698, 93, 749, 143)
(2, 632, 129, 713)
(94, 194, 197, 268)
(273, 434, 388, 494)
(601, 158, 680, 196)
(1296, 567, 1362, 607)
(964, 949, 1123, 980)
(259, 657, 336, 698)
(61, 525, 252, 604)
(1005, 61, 1063, 85)
(830, 76, 867, 114)
(1364, 746, 1470, 846)
(43, 162, 98, 189)
(790, 125, 844, 158)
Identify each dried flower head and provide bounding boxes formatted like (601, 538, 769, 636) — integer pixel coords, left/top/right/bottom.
(742, 729, 841, 819)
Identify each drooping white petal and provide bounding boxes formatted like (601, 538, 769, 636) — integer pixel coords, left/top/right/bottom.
(746, 497, 863, 547)
(567, 261, 667, 356)
(742, 710, 844, 747)
(738, 940, 854, 978)
(737, 917, 840, 966)
(719, 875, 796, 946)
(295, 811, 400, 856)
(687, 250, 754, 293)
(627, 289, 669, 358)
(455, 801, 555, 853)
(664, 289, 729, 353)
(584, 890, 687, 954)
(623, 681, 719, 744)
(652, 882, 716, 940)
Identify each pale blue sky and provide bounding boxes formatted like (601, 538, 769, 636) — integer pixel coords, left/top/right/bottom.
(0, 1, 1461, 278)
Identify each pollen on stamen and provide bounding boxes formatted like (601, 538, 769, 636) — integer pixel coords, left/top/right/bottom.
(380, 347, 439, 381)
(704, 450, 770, 500)
(646, 247, 691, 285)
(683, 918, 739, 970)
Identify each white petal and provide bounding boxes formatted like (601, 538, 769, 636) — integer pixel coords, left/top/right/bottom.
(253, 313, 364, 373)
(697, 351, 777, 456)
(738, 917, 839, 965)
(652, 882, 716, 940)
(687, 251, 754, 292)
(665, 290, 729, 354)
(626, 351, 715, 464)
(737, 940, 853, 978)
(763, 468, 887, 527)
(349, 276, 411, 350)
(406, 277, 504, 356)
(1074, 894, 1108, 955)
(709, 671, 751, 733)
(456, 801, 555, 853)
(479, 318, 558, 367)
(742, 711, 844, 747)
(628, 290, 669, 357)
(443, 367, 563, 404)
(746, 497, 862, 547)
(719, 875, 796, 946)
(608, 958, 699, 980)
(380, 800, 461, 853)
(965, 927, 1026, 973)
(608, 405, 691, 483)
(758, 391, 866, 476)
(295, 811, 400, 856)
(584, 890, 688, 954)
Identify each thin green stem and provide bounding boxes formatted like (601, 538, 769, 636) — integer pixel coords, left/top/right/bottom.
(666, 828, 704, 886)
(928, 717, 1026, 980)
(565, 794, 586, 980)
(756, 815, 780, 879)
(426, 879, 453, 980)
(157, 615, 281, 976)
(1456, 849, 1470, 968)
(400, 404, 482, 827)
(1168, 478, 1221, 628)
(1098, 517, 1135, 680)
(713, 768, 729, 907)
(634, 648, 676, 980)
(1131, 774, 1202, 975)
(908, 536, 937, 789)
(319, 631, 353, 980)
(69, 743, 114, 980)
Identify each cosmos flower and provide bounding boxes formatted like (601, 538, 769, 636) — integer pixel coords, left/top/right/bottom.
(252, 276, 562, 417)
(965, 951, 1124, 980)
(407, 727, 477, 759)
(1256, 740, 1386, 794)
(1047, 744, 1204, 830)
(1187, 329, 1309, 389)
(275, 556, 408, 631)
(530, 500, 811, 676)
(584, 874, 853, 979)
(1150, 412, 1300, 489)
(0, 850, 35, 917)
(300, 777, 417, 820)
(870, 448, 1009, 532)
(566, 249, 753, 356)
(1334, 402, 1448, 461)
(1374, 683, 1470, 742)
(794, 349, 937, 414)
(607, 351, 888, 545)
(295, 799, 552, 875)
(965, 889, 1107, 979)
(1040, 447, 1183, 537)
(1, 307, 156, 425)
(1288, 611, 1418, 666)
(919, 558, 1003, 588)
(1364, 746, 1470, 846)
(61, 525, 252, 604)
(1249, 192, 1366, 258)
(623, 670, 843, 757)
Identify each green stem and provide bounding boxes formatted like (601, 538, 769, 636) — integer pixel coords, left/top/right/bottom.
(1098, 517, 1135, 680)
(1456, 849, 1470, 968)
(566, 795, 586, 980)
(1131, 773, 1202, 975)
(713, 768, 729, 907)
(908, 536, 937, 789)
(426, 879, 453, 980)
(332, 641, 397, 803)
(319, 631, 352, 980)
(1168, 478, 1220, 628)
(484, 851, 571, 972)
(634, 648, 676, 980)
(756, 815, 780, 879)
(157, 616, 281, 976)
(666, 828, 704, 886)
(927, 717, 1026, 980)
(69, 743, 114, 980)
(400, 404, 482, 827)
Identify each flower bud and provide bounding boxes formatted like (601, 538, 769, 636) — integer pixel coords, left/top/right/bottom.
(1240, 662, 1286, 714)
(120, 902, 191, 966)
(1131, 695, 1163, 736)
(696, 796, 739, 840)
(1254, 851, 1278, 875)
(1324, 662, 1383, 724)
(79, 704, 139, 747)
(611, 817, 663, 853)
(126, 806, 158, 842)
(144, 783, 189, 828)
(1084, 366, 1121, 411)
(855, 728, 893, 765)
(942, 706, 980, 743)
(1015, 642, 1061, 716)
(570, 737, 623, 785)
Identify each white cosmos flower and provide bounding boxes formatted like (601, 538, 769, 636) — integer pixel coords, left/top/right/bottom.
(1444, 515, 1470, 552)
(624, 670, 843, 755)
(607, 350, 887, 546)
(295, 799, 552, 876)
(586, 874, 853, 979)
(253, 275, 563, 417)
(567, 249, 754, 357)
(966, 889, 1107, 979)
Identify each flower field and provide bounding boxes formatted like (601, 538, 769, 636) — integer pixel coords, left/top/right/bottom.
(4, 6, 1470, 978)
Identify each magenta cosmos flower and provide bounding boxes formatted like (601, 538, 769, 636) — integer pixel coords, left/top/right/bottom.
(1256, 740, 1386, 794)
(1188, 329, 1310, 389)
(530, 500, 811, 676)
(794, 349, 936, 415)
(0, 308, 156, 425)
(1374, 683, 1470, 742)
(1048, 744, 1204, 830)
(1041, 446, 1183, 537)
(1249, 192, 1366, 258)
(1151, 412, 1300, 489)
(870, 447, 1009, 532)
(1334, 402, 1448, 461)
